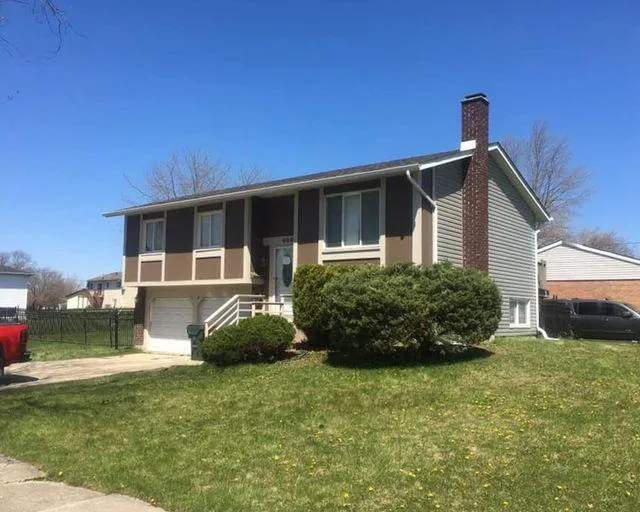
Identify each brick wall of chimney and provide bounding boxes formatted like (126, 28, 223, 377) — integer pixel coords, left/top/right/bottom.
(461, 95, 490, 272)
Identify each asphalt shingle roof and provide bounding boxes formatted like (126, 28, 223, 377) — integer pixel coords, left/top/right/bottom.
(105, 148, 471, 216)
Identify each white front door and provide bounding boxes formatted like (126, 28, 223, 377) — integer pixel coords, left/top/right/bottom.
(273, 245, 294, 314)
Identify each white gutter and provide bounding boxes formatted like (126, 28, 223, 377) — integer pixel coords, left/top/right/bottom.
(405, 170, 437, 210)
(534, 228, 558, 340)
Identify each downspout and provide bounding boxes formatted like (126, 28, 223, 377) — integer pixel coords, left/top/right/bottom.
(405, 170, 437, 210)
(534, 227, 557, 340)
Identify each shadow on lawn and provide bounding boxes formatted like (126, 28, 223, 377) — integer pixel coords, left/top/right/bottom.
(325, 344, 494, 369)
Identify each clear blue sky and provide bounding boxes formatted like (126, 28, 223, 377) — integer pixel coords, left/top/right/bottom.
(1, 0, 638, 280)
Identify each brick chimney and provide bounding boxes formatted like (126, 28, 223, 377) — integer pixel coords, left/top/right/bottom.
(461, 93, 489, 272)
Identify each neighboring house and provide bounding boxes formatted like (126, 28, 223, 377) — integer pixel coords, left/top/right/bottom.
(65, 289, 92, 309)
(538, 241, 640, 308)
(65, 272, 137, 309)
(87, 272, 137, 309)
(104, 93, 550, 354)
(0, 266, 33, 310)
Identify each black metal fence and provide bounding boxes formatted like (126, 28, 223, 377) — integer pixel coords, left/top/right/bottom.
(0, 308, 135, 348)
(540, 300, 573, 338)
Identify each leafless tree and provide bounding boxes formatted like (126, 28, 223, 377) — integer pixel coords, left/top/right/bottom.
(28, 267, 81, 309)
(0, 0, 71, 56)
(503, 121, 591, 246)
(0, 250, 36, 271)
(574, 228, 636, 258)
(1, 250, 82, 309)
(126, 149, 269, 203)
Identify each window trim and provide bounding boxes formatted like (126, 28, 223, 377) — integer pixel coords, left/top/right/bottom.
(141, 218, 166, 254)
(509, 298, 531, 328)
(324, 188, 381, 249)
(195, 210, 224, 250)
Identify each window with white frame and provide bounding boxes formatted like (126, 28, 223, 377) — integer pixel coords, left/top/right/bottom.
(325, 190, 380, 248)
(509, 299, 530, 327)
(197, 211, 223, 249)
(142, 219, 165, 252)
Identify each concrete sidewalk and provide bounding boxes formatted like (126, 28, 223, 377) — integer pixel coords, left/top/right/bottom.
(0, 455, 166, 511)
(0, 353, 201, 390)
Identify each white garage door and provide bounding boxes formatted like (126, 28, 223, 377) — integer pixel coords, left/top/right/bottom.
(198, 297, 230, 324)
(148, 298, 193, 354)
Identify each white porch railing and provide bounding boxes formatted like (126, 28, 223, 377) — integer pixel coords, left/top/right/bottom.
(203, 294, 293, 337)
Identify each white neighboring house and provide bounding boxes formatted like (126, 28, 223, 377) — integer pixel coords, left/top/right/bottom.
(66, 271, 137, 309)
(0, 266, 33, 310)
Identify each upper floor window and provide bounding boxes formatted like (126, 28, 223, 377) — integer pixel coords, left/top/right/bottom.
(325, 190, 380, 248)
(197, 211, 223, 249)
(143, 219, 165, 252)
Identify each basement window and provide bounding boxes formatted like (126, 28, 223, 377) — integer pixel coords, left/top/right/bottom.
(509, 299, 530, 327)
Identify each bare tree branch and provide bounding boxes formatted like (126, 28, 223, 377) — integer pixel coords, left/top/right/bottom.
(126, 149, 269, 203)
(0, 0, 71, 56)
(573, 228, 636, 258)
(503, 121, 591, 246)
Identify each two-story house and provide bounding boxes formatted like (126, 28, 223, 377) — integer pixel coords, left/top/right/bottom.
(105, 94, 550, 354)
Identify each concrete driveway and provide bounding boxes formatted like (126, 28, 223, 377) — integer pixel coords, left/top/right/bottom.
(0, 353, 201, 390)
(0, 454, 165, 511)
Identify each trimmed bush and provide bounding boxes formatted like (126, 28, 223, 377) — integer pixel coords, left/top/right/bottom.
(202, 315, 295, 365)
(424, 263, 502, 345)
(322, 264, 436, 358)
(292, 263, 359, 347)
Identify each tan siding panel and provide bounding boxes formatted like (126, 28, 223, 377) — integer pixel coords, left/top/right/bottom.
(224, 248, 244, 279)
(124, 256, 138, 282)
(140, 261, 162, 282)
(164, 253, 192, 281)
(297, 243, 318, 265)
(195, 257, 222, 280)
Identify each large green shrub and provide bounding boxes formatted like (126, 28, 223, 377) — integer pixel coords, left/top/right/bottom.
(424, 263, 502, 344)
(292, 263, 358, 347)
(322, 264, 436, 358)
(202, 315, 295, 365)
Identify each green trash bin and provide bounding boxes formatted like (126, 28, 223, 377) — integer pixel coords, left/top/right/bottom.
(186, 324, 205, 361)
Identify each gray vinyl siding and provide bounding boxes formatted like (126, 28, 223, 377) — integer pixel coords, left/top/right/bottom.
(435, 160, 465, 266)
(488, 157, 538, 336)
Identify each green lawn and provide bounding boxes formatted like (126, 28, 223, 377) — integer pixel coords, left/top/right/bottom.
(0, 338, 638, 511)
(28, 340, 139, 361)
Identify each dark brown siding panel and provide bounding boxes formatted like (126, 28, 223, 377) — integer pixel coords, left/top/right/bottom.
(297, 189, 319, 265)
(166, 207, 194, 253)
(385, 176, 413, 264)
(164, 253, 192, 281)
(124, 256, 138, 282)
(195, 257, 221, 279)
(324, 179, 380, 195)
(250, 197, 269, 281)
(224, 199, 245, 278)
(140, 261, 162, 282)
(261, 195, 294, 238)
(142, 211, 164, 220)
(124, 215, 140, 257)
(326, 259, 380, 266)
(198, 203, 223, 212)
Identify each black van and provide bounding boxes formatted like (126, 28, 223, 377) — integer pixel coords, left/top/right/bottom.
(568, 299, 640, 341)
